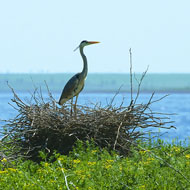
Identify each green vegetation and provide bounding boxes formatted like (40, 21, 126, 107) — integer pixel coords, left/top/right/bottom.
(0, 140, 190, 190)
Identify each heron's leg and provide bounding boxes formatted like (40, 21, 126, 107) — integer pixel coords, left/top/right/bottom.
(70, 98, 73, 116)
(74, 95, 78, 114)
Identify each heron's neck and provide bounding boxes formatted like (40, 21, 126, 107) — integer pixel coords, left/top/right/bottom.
(80, 46, 88, 78)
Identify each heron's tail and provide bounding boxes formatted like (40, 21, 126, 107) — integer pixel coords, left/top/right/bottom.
(58, 98, 67, 105)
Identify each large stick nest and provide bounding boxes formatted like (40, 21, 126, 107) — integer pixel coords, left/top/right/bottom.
(0, 50, 175, 161)
(1, 77, 175, 162)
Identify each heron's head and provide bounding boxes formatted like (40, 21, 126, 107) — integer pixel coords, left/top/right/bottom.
(80, 40, 100, 47)
(74, 40, 100, 51)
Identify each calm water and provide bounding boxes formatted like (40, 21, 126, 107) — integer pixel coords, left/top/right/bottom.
(0, 91, 190, 141)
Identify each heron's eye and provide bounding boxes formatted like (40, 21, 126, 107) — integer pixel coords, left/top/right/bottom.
(81, 40, 87, 44)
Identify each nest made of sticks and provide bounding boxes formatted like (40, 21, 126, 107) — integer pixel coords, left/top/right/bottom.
(0, 69, 175, 162)
(0, 50, 176, 161)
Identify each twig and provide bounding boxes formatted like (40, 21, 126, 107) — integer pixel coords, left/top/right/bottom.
(58, 160, 71, 190)
(134, 66, 149, 105)
(114, 122, 123, 150)
(129, 48, 133, 102)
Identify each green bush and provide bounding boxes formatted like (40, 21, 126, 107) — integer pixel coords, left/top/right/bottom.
(0, 139, 190, 190)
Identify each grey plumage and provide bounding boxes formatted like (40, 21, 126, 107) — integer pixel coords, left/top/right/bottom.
(58, 73, 85, 105)
(58, 40, 99, 106)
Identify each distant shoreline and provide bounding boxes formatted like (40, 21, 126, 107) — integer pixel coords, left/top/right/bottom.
(0, 73, 190, 93)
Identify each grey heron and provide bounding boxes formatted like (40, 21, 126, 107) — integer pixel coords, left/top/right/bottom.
(58, 40, 100, 112)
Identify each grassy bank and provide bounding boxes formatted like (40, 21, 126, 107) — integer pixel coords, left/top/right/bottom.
(0, 139, 190, 190)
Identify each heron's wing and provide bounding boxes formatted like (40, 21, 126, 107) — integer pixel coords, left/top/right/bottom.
(59, 73, 80, 104)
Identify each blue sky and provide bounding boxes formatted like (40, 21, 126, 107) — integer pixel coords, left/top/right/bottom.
(0, 0, 190, 73)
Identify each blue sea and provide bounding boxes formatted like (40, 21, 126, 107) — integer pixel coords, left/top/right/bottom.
(1, 91, 190, 142)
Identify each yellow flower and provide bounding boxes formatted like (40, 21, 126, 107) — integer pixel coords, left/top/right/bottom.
(139, 185, 146, 189)
(58, 157, 65, 161)
(73, 159, 81, 164)
(147, 157, 155, 161)
(1, 158, 7, 163)
(105, 164, 112, 169)
(185, 154, 190, 159)
(172, 147, 180, 152)
(0, 170, 8, 174)
(139, 150, 144, 154)
(44, 162, 49, 167)
(106, 160, 114, 163)
(8, 168, 17, 172)
(75, 170, 83, 175)
(87, 162, 96, 166)
(37, 169, 42, 173)
(49, 180, 56, 183)
(139, 150, 150, 154)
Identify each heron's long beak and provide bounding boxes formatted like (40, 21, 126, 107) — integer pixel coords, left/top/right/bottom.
(88, 41, 100, 44)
